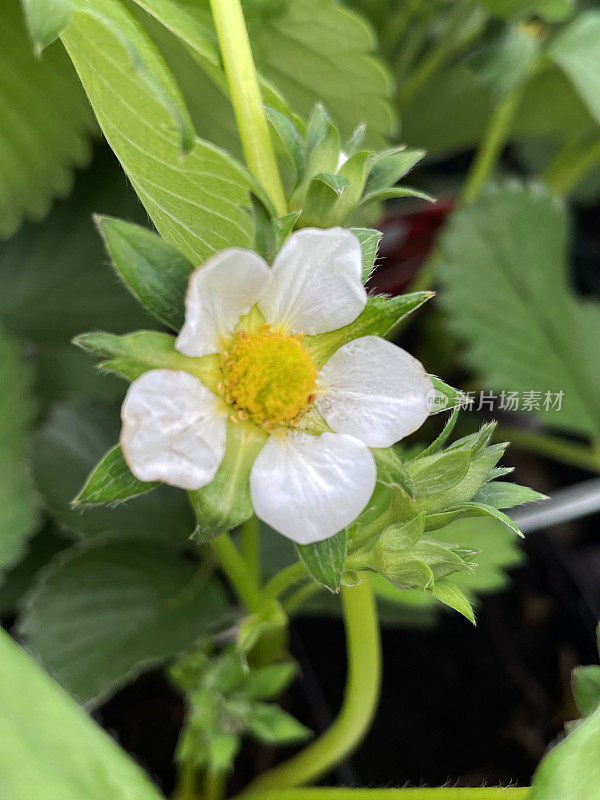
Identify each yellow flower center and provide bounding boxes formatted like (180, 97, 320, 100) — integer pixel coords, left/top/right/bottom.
(223, 325, 317, 427)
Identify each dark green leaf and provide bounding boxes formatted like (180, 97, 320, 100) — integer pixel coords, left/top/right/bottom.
(96, 216, 194, 330)
(32, 402, 193, 542)
(19, 538, 231, 704)
(0, 323, 40, 574)
(439, 182, 600, 438)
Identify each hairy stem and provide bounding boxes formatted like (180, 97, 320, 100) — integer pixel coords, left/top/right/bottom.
(243, 575, 381, 793)
(210, 533, 262, 611)
(209, 0, 287, 216)
(242, 789, 530, 799)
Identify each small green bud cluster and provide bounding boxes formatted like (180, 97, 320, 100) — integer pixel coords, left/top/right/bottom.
(345, 417, 545, 622)
(266, 103, 431, 229)
(170, 645, 307, 775)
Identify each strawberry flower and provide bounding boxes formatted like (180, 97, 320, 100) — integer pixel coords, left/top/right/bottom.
(120, 228, 433, 544)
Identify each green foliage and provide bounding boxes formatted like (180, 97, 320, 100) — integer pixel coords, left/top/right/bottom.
(32, 401, 194, 542)
(18, 538, 231, 704)
(0, 150, 153, 343)
(478, 0, 572, 20)
(549, 11, 600, 125)
(170, 646, 306, 775)
(439, 181, 600, 439)
(73, 444, 157, 506)
(0, 0, 94, 238)
(96, 215, 194, 331)
(267, 104, 426, 228)
(529, 703, 600, 799)
(297, 529, 347, 592)
(573, 665, 600, 717)
(0, 628, 165, 800)
(58, 0, 255, 264)
(134, 0, 396, 155)
(0, 323, 39, 575)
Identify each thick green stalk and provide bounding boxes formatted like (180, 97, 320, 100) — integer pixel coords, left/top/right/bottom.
(210, 533, 262, 611)
(244, 790, 530, 799)
(204, 770, 226, 800)
(174, 759, 197, 800)
(243, 576, 381, 793)
(209, 0, 287, 216)
(543, 135, 600, 195)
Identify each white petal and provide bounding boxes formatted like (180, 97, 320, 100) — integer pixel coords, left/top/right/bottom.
(176, 249, 270, 356)
(258, 228, 366, 335)
(316, 336, 434, 448)
(121, 369, 227, 490)
(250, 431, 376, 544)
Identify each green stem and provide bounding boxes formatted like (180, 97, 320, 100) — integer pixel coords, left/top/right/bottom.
(461, 85, 524, 205)
(283, 582, 320, 615)
(262, 561, 308, 601)
(241, 515, 261, 590)
(204, 770, 226, 800)
(382, 2, 415, 56)
(174, 759, 198, 800)
(240, 790, 530, 799)
(395, 16, 430, 80)
(209, 0, 287, 216)
(243, 575, 381, 793)
(543, 134, 600, 195)
(496, 426, 600, 473)
(210, 533, 262, 611)
(397, 1, 474, 107)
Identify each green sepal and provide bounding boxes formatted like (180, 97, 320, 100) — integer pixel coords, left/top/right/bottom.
(360, 186, 435, 206)
(417, 405, 460, 459)
(304, 292, 433, 367)
(95, 216, 194, 330)
(428, 376, 465, 413)
(244, 662, 297, 701)
(425, 500, 523, 537)
(350, 227, 383, 282)
(472, 481, 547, 509)
(573, 665, 600, 717)
(372, 447, 415, 498)
(189, 422, 267, 543)
(74, 330, 219, 388)
(265, 106, 305, 184)
(378, 513, 425, 552)
(72, 443, 157, 507)
(206, 730, 241, 774)
(296, 528, 347, 592)
(364, 148, 425, 197)
(431, 578, 476, 624)
(333, 151, 372, 221)
(304, 103, 329, 156)
(407, 448, 472, 497)
(247, 703, 311, 745)
(21, 0, 73, 54)
(299, 172, 350, 227)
